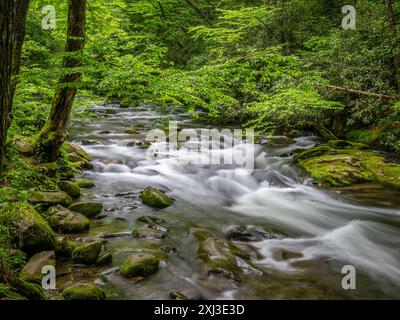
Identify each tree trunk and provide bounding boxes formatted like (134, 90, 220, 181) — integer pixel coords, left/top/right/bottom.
(385, 0, 400, 93)
(0, 1, 17, 172)
(37, 0, 87, 162)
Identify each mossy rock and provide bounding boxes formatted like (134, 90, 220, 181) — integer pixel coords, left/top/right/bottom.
(345, 128, 381, 145)
(72, 241, 103, 265)
(132, 227, 168, 239)
(293, 146, 331, 162)
(49, 208, 90, 233)
(119, 253, 160, 278)
(54, 237, 76, 257)
(95, 252, 113, 266)
(62, 283, 106, 300)
(124, 128, 140, 134)
(261, 136, 296, 146)
(57, 181, 81, 198)
(328, 139, 366, 150)
(29, 192, 72, 207)
(11, 203, 55, 255)
(76, 179, 95, 188)
(140, 187, 174, 209)
(69, 202, 103, 218)
(68, 154, 94, 170)
(10, 278, 45, 300)
(298, 148, 400, 189)
(12, 137, 34, 155)
(136, 216, 167, 225)
(20, 251, 55, 284)
(67, 143, 91, 162)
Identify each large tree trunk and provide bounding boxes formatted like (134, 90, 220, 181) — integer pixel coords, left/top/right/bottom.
(0, 1, 17, 172)
(37, 0, 87, 162)
(385, 0, 400, 93)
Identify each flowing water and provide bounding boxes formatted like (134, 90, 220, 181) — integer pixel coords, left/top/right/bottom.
(63, 104, 400, 299)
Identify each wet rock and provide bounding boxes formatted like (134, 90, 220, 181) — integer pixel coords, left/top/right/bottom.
(140, 187, 174, 209)
(76, 179, 95, 188)
(274, 249, 303, 261)
(68, 154, 94, 170)
(62, 283, 106, 300)
(328, 140, 361, 149)
(95, 252, 113, 266)
(49, 207, 90, 233)
(10, 278, 45, 300)
(136, 216, 166, 225)
(69, 202, 103, 218)
(54, 237, 76, 257)
(119, 253, 160, 278)
(169, 291, 189, 300)
(72, 241, 103, 265)
(132, 227, 168, 239)
(57, 181, 81, 198)
(11, 203, 55, 255)
(261, 136, 296, 146)
(81, 139, 99, 146)
(99, 231, 131, 239)
(160, 245, 177, 255)
(124, 128, 140, 134)
(224, 225, 284, 242)
(20, 251, 55, 284)
(29, 192, 72, 207)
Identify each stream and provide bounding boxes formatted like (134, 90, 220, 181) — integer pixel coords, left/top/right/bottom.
(61, 104, 400, 299)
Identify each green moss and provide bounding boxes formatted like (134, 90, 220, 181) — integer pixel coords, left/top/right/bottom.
(49, 209, 90, 233)
(68, 202, 103, 218)
(345, 129, 381, 144)
(54, 237, 76, 257)
(72, 241, 102, 265)
(75, 179, 95, 188)
(62, 283, 106, 300)
(10, 277, 45, 300)
(119, 253, 160, 278)
(57, 181, 81, 198)
(293, 146, 331, 162)
(140, 187, 174, 209)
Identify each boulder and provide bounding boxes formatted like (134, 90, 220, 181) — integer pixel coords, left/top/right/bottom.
(224, 225, 284, 242)
(62, 283, 106, 300)
(95, 252, 113, 266)
(140, 187, 174, 209)
(57, 181, 81, 198)
(54, 236, 76, 257)
(20, 251, 55, 284)
(11, 203, 55, 255)
(49, 208, 90, 233)
(29, 192, 72, 207)
(10, 278, 45, 300)
(69, 202, 103, 218)
(68, 143, 91, 162)
(132, 227, 168, 239)
(72, 241, 103, 265)
(119, 253, 160, 278)
(76, 179, 95, 188)
(13, 137, 34, 155)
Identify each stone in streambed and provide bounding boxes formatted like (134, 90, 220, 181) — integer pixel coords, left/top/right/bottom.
(57, 181, 81, 198)
(132, 227, 168, 239)
(49, 207, 90, 233)
(69, 202, 103, 218)
(62, 283, 106, 300)
(95, 252, 113, 266)
(67, 143, 91, 161)
(10, 277, 45, 300)
(76, 179, 95, 188)
(54, 236, 76, 257)
(136, 216, 166, 225)
(20, 251, 55, 284)
(224, 225, 284, 242)
(11, 203, 55, 255)
(29, 192, 72, 207)
(72, 241, 103, 265)
(140, 187, 174, 209)
(124, 128, 140, 134)
(119, 253, 160, 278)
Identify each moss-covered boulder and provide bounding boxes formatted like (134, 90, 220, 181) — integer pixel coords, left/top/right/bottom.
(132, 226, 168, 239)
(69, 202, 103, 218)
(49, 208, 90, 233)
(57, 181, 81, 198)
(293, 146, 331, 162)
(298, 148, 400, 189)
(54, 236, 76, 257)
(140, 187, 174, 209)
(11, 203, 55, 255)
(124, 128, 140, 134)
(95, 252, 113, 266)
(327, 139, 366, 150)
(119, 253, 160, 278)
(76, 179, 95, 188)
(72, 241, 103, 265)
(261, 136, 296, 146)
(10, 277, 45, 300)
(61, 283, 106, 300)
(29, 192, 72, 207)
(192, 229, 262, 282)
(20, 251, 55, 284)
(67, 143, 91, 162)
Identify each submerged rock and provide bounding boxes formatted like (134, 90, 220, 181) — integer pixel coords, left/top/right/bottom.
(62, 283, 106, 300)
(57, 181, 81, 198)
(49, 207, 90, 233)
(224, 225, 284, 242)
(29, 192, 72, 207)
(132, 226, 168, 239)
(11, 203, 55, 255)
(119, 253, 160, 278)
(69, 202, 103, 218)
(20, 251, 55, 284)
(124, 128, 140, 134)
(140, 187, 174, 209)
(72, 241, 103, 265)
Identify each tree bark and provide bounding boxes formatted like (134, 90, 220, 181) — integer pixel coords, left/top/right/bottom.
(385, 0, 400, 93)
(0, 1, 17, 172)
(37, 0, 87, 162)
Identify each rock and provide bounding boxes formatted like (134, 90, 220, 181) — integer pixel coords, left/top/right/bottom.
(261, 136, 296, 146)
(62, 283, 106, 300)
(68, 154, 94, 170)
(29, 192, 72, 207)
(280, 250, 303, 261)
(49, 208, 90, 233)
(20, 251, 55, 284)
(140, 187, 174, 209)
(119, 253, 160, 278)
(57, 181, 81, 198)
(10, 278, 45, 300)
(11, 203, 55, 255)
(328, 139, 366, 149)
(8, 249, 27, 259)
(224, 225, 284, 242)
(95, 252, 113, 266)
(68, 143, 91, 162)
(58, 165, 76, 180)
(169, 291, 189, 300)
(72, 241, 103, 265)
(136, 216, 166, 225)
(54, 237, 76, 257)
(124, 128, 140, 134)
(76, 179, 95, 188)
(132, 227, 168, 239)
(13, 137, 34, 155)
(69, 202, 103, 218)
(192, 229, 262, 282)
(293, 146, 331, 162)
